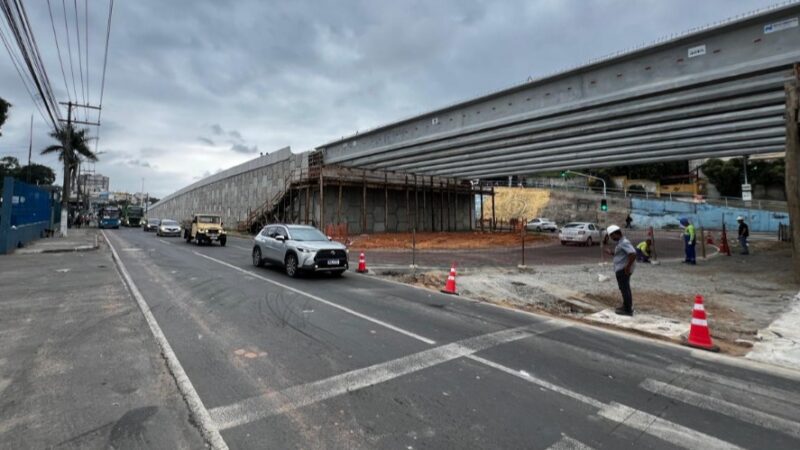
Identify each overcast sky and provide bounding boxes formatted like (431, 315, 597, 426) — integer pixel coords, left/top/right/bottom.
(0, 0, 783, 197)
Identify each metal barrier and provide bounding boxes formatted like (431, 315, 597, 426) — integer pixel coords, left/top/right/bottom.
(0, 176, 56, 254)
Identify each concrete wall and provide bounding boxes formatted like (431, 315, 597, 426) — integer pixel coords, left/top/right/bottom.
(148, 149, 472, 234)
(147, 147, 305, 226)
(285, 185, 472, 234)
(631, 198, 789, 232)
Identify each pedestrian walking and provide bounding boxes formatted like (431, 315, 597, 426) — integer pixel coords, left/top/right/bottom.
(625, 214, 633, 229)
(635, 238, 652, 263)
(604, 225, 636, 316)
(680, 217, 696, 264)
(737, 216, 750, 255)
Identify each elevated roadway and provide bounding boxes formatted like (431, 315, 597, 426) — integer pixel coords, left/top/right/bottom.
(319, 4, 800, 178)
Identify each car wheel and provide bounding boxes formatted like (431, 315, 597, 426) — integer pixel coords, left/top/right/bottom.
(285, 253, 299, 278)
(535, 226, 542, 232)
(252, 247, 263, 267)
(586, 237, 593, 246)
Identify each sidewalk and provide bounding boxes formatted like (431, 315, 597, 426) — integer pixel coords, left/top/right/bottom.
(13, 228, 99, 254)
(0, 236, 203, 448)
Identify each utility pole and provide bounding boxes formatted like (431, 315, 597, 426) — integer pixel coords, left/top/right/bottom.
(57, 101, 101, 237)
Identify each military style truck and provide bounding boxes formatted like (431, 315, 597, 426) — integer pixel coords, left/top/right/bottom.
(182, 213, 227, 246)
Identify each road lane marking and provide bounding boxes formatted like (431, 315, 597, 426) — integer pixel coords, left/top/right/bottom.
(103, 231, 229, 450)
(157, 238, 172, 245)
(546, 436, 594, 450)
(640, 378, 800, 439)
(209, 323, 565, 430)
(466, 355, 605, 409)
(466, 355, 742, 449)
(597, 402, 743, 450)
(193, 251, 438, 345)
(668, 364, 800, 406)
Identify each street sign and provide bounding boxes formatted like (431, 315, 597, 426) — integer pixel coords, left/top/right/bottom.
(742, 183, 752, 201)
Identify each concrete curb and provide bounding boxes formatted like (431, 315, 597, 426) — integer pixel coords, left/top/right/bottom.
(13, 232, 101, 254)
(102, 231, 229, 450)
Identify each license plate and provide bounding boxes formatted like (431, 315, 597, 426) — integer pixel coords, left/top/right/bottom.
(327, 259, 339, 265)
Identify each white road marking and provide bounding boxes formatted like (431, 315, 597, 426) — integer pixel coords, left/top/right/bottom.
(546, 436, 594, 450)
(668, 364, 800, 407)
(597, 402, 743, 450)
(641, 378, 800, 439)
(157, 238, 172, 245)
(230, 244, 250, 251)
(103, 231, 229, 450)
(466, 355, 742, 450)
(209, 323, 563, 430)
(466, 355, 604, 409)
(193, 251, 437, 345)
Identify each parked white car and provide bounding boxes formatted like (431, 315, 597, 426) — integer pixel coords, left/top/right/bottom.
(559, 222, 602, 246)
(525, 218, 558, 232)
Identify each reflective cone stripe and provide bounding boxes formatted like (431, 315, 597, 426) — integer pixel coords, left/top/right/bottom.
(686, 295, 717, 351)
(356, 252, 368, 273)
(441, 264, 458, 295)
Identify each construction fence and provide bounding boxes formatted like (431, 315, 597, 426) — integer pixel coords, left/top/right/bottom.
(0, 177, 58, 254)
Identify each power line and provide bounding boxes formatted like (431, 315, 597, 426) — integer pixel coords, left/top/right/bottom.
(46, 0, 71, 103)
(61, 0, 78, 108)
(0, 18, 50, 125)
(84, 0, 89, 115)
(0, 0, 61, 129)
(73, 0, 85, 121)
(94, 0, 114, 155)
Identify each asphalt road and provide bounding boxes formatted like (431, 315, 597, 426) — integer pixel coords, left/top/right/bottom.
(105, 227, 800, 449)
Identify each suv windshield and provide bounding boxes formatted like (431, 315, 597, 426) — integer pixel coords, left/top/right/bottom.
(289, 228, 327, 242)
(198, 216, 221, 224)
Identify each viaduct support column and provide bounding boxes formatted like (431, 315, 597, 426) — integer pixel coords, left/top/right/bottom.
(786, 67, 800, 281)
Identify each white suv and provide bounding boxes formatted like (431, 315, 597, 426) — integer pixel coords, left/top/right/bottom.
(251, 224, 348, 277)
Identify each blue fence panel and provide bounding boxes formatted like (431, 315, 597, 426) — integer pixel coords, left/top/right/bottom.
(1, 177, 55, 254)
(11, 179, 52, 226)
(631, 198, 789, 232)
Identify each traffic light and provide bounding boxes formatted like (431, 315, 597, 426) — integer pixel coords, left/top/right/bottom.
(600, 198, 608, 212)
(560, 171, 567, 178)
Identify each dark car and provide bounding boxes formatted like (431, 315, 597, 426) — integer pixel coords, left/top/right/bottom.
(143, 218, 160, 232)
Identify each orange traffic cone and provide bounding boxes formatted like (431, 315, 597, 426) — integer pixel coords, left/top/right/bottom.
(683, 295, 719, 352)
(356, 252, 368, 273)
(720, 225, 732, 256)
(441, 263, 459, 295)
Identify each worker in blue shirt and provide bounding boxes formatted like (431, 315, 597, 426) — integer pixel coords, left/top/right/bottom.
(679, 217, 696, 264)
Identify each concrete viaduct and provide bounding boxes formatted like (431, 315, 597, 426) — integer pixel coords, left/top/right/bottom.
(149, 3, 800, 271)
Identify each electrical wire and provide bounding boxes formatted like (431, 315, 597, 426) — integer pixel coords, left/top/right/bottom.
(46, 0, 71, 103)
(61, 0, 78, 107)
(94, 0, 114, 154)
(73, 0, 85, 118)
(0, 18, 50, 126)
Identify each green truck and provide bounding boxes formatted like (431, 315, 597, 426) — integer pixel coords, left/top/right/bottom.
(122, 205, 145, 227)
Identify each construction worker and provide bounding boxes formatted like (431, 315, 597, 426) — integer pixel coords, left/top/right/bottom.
(605, 225, 636, 316)
(635, 239, 652, 263)
(737, 216, 750, 255)
(679, 217, 696, 264)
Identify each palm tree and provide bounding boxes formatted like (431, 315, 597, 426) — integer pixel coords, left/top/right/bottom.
(41, 125, 97, 234)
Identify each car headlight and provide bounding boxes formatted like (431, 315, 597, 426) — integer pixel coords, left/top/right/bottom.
(197, 229, 206, 233)
(297, 247, 309, 253)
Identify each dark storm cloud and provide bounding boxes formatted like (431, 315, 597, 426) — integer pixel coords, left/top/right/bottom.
(210, 124, 224, 136)
(0, 0, 780, 196)
(230, 143, 259, 154)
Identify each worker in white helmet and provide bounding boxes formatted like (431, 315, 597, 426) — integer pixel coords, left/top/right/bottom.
(604, 224, 636, 316)
(737, 216, 750, 255)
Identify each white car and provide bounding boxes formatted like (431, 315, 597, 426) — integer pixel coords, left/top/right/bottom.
(526, 218, 558, 232)
(559, 222, 602, 246)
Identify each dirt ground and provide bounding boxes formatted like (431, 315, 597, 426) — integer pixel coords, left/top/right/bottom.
(345, 231, 552, 250)
(380, 239, 798, 356)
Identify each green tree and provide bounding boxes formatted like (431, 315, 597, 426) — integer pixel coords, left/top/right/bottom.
(18, 163, 56, 185)
(701, 158, 743, 197)
(40, 125, 97, 225)
(0, 97, 9, 135)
